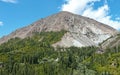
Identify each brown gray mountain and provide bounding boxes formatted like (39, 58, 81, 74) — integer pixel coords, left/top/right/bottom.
(100, 33, 120, 49)
(0, 11, 118, 47)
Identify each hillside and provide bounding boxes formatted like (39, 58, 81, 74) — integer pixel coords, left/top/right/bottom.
(0, 11, 117, 47)
(101, 32, 120, 49)
(0, 31, 120, 75)
(0, 11, 120, 75)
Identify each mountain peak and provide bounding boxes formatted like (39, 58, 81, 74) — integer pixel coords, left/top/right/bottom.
(0, 11, 118, 47)
(57, 11, 77, 15)
(58, 11, 71, 14)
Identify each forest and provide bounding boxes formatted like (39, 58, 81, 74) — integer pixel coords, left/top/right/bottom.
(0, 30, 120, 75)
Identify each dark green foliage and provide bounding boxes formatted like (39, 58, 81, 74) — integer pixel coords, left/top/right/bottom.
(0, 30, 120, 75)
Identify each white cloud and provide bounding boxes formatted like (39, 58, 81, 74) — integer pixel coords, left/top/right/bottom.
(0, 0, 17, 3)
(62, 0, 100, 14)
(0, 21, 3, 26)
(61, 0, 120, 30)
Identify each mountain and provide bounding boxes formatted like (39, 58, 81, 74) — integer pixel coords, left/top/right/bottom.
(1, 11, 120, 75)
(0, 11, 117, 47)
(101, 33, 120, 49)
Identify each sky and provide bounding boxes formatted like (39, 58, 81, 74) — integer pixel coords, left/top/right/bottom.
(0, 0, 120, 37)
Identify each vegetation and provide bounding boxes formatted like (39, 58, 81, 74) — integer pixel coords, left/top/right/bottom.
(0, 30, 120, 75)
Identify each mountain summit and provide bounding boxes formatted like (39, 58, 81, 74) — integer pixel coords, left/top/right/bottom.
(0, 11, 117, 47)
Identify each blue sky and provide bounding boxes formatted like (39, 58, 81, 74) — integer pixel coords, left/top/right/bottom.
(0, 0, 120, 37)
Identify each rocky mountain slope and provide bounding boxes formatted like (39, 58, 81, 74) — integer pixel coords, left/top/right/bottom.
(0, 11, 118, 47)
(101, 32, 120, 49)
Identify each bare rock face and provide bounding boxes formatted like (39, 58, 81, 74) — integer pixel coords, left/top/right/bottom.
(101, 33, 120, 49)
(0, 11, 118, 47)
